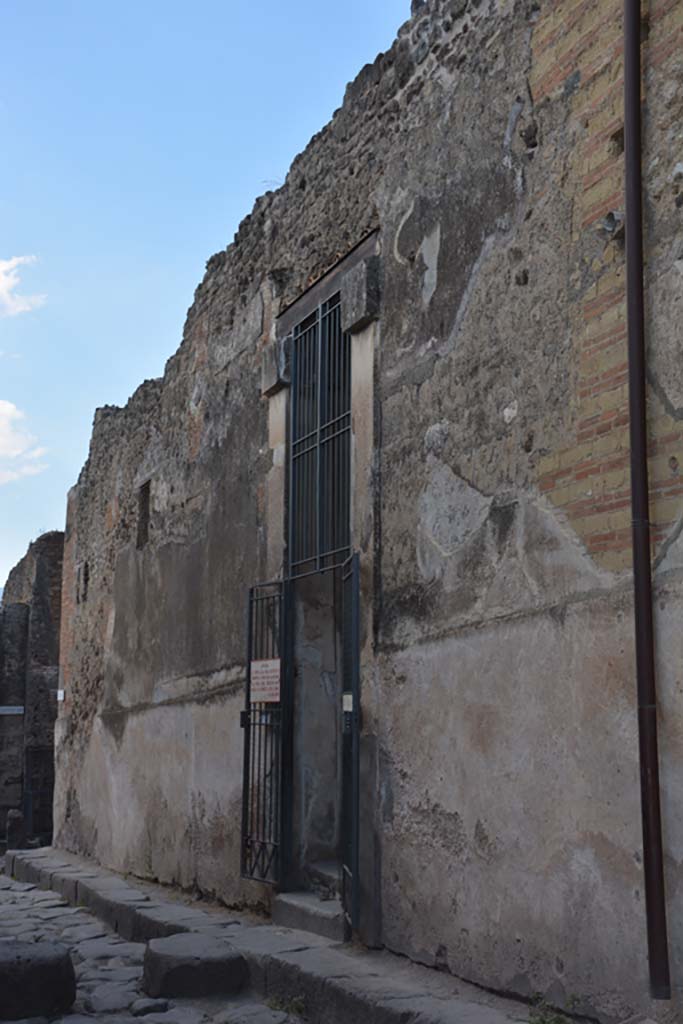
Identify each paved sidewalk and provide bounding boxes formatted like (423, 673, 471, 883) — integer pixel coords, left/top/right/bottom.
(4, 848, 531, 1024)
(0, 873, 297, 1024)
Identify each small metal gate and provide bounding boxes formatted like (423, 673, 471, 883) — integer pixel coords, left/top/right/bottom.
(341, 552, 361, 929)
(240, 580, 291, 885)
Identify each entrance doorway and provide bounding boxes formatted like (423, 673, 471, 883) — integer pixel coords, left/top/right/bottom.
(241, 290, 361, 930)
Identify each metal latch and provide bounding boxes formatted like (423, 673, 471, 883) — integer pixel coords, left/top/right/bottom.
(342, 692, 353, 734)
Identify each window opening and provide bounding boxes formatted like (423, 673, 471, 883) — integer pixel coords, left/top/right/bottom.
(288, 293, 351, 578)
(137, 481, 151, 549)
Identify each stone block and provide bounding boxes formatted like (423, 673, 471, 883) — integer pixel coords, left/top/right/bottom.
(340, 256, 380, 335)
(142, 933, 247, 998)
(0, 941, 76, 1020)
(261, 337, 290, 397)
(271, 891, 347, 941)
(131, 997, 169, 1017)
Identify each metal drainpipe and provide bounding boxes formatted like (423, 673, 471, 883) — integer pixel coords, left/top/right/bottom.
(623, 0, 671, 1000)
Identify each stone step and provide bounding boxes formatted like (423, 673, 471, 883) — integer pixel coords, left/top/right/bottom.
(272, 890, 347, 942)
(305, 858, 341, 897)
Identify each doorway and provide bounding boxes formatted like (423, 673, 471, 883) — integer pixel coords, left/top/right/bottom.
(241, 288, 360, 929)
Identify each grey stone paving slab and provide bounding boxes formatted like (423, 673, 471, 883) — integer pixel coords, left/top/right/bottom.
(143, 1010, 208, 1024)
(143, 934, 247, 999)
(80, 964, 142, 984)
(84, 981, 140, 1013)
(31, 906, 81, 920)
(212, 1006, 292, 1024)
(60, 923, 108, 942)
(55, 1017, 102, 1024)
(131, 997, 171, 1017)
(58, 1018, 137, 1024)
(75, 937, 145, 962)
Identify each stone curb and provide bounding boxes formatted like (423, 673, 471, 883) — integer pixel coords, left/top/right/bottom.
(5, 849, 527, 1024)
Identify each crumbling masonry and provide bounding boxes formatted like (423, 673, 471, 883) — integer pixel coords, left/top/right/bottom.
(48, 0, 683, 1020)
(0, 532, 64, 845)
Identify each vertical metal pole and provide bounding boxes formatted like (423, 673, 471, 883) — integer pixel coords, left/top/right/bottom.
(624, 0, 671, 999)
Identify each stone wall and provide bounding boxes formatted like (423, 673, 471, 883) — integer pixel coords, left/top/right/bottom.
(54, 0, 683, 1019)
(0, 531, 64, 839)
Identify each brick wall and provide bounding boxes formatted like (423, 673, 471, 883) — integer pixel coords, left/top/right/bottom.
(534, 0, 683, 571)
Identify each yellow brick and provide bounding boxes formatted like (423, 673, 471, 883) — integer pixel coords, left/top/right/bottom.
(597, 265, 623, 294)
(581, 174, 622, 211)
(538, 452, 561, 475)
(557, 442, 594, 470)
(603, 466, 628, 491)
(649, 452, 682, 482)
(580, 344, 626, 376)
(651, 495, 683, 523)
(568, 479, 596, 502)
(608, 510, 631, 532)
(650, 412, 679, 438)
(599, 549, 631, 572)
(551, 484, 573, 507)
(585, 512, 613, 534)
(593, 427, 629, 456)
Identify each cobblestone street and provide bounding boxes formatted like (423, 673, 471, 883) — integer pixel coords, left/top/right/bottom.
(0, 874, 296, 1024)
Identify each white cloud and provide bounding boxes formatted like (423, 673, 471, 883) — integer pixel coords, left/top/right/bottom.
(0, 255, 46, 317)
(0, 400, 48, 486)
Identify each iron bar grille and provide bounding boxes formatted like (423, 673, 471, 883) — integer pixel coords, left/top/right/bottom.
(241, 582, 284, 885)
(289, 293, 351, 578)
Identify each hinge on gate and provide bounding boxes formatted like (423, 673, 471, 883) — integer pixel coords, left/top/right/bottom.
(240, 710, 249, 729)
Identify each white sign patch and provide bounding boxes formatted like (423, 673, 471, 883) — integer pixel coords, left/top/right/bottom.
(250, 659, 281, 703)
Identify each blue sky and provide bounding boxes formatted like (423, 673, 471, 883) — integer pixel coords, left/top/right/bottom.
(0, 0, 408, 586)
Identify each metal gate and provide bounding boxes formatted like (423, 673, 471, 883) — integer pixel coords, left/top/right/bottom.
(341, 552, 361, 929)
(240, 580, 291, 885)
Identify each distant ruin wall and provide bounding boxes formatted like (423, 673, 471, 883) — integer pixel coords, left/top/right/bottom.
(54, 0, 683, 1020)
(0, 531, 64, 839)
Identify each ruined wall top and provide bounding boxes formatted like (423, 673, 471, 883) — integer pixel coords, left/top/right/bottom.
(76, 0, 513, 464)
(2, 531, 65, 612)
